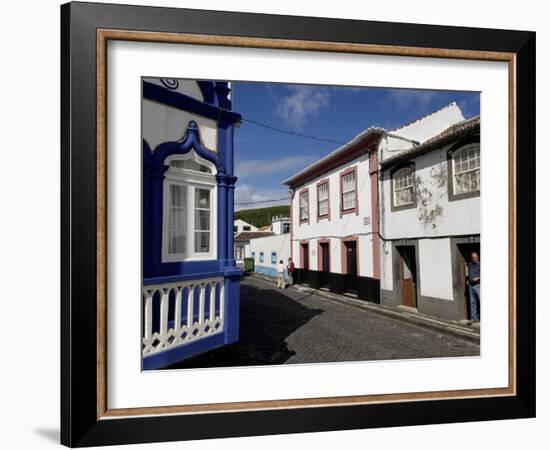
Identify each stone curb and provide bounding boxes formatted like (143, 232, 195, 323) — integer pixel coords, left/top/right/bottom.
(247, 272, 480, 344)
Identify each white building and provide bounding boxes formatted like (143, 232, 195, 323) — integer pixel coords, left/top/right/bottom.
(282, 126, 383, 300)
(271, 216, 291, 235)
(282, 102, 478, 318)
(234, 231, 273, 267)
(379, 112, 480, 320)
(234, 219, 258, 233)
(249, 233, 291, 280)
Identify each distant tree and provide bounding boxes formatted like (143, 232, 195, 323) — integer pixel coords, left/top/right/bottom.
(234, 205, 290, 228)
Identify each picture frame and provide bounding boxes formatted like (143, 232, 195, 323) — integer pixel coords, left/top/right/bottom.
(60, 1, 536, 446)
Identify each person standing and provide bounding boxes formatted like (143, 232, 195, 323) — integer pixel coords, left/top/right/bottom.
(287, 257, 295, 286)
(277, 260, 286, 289)
(467, 251, 481, 322)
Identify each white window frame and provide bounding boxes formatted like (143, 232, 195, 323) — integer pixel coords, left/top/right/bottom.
(317, 182, 329, 217)
(162, 151, 217, 263)
(341, 170, 357, 212)
(452, 144, 480, 195)
(299, 190, 309, 222)
(393, 167, 415, 207)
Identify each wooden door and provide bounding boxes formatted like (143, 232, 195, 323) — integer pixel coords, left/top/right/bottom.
(399, 246, 417, 307)
(320, 243, 330, 288)
(302, 243, 309, 284)
(345, 241, 358, 294)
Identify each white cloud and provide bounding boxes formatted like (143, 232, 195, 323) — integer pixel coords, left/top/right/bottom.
(235, 154, 317, 179)
(234, 184, 289, 211)
(385, 89, 438, 111)
(275, 86, 330, 130)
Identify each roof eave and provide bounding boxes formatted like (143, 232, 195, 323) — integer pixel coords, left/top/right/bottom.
(281, 129, 384, 188)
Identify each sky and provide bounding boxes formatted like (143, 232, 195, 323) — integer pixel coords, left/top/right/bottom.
(231, 82, 480, 210)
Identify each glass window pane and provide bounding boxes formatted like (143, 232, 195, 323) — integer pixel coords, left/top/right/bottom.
(195, 209, 210, 231)
(169, 232, 186, 254)
(170, 184, 186, 207)
(194, 231, 210, 253)
(169, 206, 186, 230)
(195, 188, 210, 209)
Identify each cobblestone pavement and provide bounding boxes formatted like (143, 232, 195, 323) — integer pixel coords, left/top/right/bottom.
(167, 276, 480, 369)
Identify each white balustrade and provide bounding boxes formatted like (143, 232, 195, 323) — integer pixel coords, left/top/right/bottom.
(142, 277, 225, 357)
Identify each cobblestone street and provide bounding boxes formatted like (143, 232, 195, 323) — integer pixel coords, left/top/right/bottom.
(168, 276, 479, 369)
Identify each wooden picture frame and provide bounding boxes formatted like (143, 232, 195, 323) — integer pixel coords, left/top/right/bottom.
(61, 1, 535, 446)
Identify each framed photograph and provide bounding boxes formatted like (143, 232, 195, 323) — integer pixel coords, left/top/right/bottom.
(61, 1, 535, 447)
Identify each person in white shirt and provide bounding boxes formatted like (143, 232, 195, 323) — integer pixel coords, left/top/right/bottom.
(277, 260, 286, 289)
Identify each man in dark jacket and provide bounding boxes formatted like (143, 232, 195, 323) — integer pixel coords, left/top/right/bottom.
(467, 252, 481, 322)
(287, 257, 295, 286)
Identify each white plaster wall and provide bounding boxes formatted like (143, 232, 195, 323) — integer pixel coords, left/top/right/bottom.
(291, 153, 374, 277)
(142, 98, 218, 151)
(380, 145, 480, 239)
(249, 234, 291, 268)
(381, 240, 394, 291)
(380, 103, 465, 162)
(359, 235, 375, 278)
(418, 238, 454, 300)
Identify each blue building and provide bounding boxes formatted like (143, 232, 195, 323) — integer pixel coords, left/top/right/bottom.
(141, 78, 241, 370)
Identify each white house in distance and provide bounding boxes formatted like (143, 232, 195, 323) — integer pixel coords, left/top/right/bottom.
(234, 219, 258, 233)
(234, 230, 273, 267)
(282, 102, 479, 320)
(249, 216, 291, 279)
(271, 216, 291, 235)
(379, 111, 480, 320)
(233, 219, 261, 268)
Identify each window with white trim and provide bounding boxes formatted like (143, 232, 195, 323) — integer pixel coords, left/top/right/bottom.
(393, 167, 415, 207)
(341, 171, 356, 211)
(317, 182, 329, 217)
(299, 190, 309, 221)
(162, 151, 217, 262)
(194, 188, 211, 253)
(452, 144, 480, 195)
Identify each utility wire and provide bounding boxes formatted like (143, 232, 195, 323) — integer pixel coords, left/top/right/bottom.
(235, 118, 344, 207)
(235, 197, 289, 206)
(241, 118, 346, 145)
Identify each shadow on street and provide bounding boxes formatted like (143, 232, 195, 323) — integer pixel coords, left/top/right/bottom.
(164, 280, 323, 369)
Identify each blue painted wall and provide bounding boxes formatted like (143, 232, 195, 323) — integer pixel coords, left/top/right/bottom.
(254, 265, 289, 280)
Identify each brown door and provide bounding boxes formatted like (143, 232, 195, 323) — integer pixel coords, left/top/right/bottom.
(301, 243, 309, 285)
(345, 241, 358, 294)
(319, 243, 330, 288)
(398, 246, 417, 307)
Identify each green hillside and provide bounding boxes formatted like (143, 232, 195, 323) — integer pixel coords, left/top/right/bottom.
(235, 205, 290, 228)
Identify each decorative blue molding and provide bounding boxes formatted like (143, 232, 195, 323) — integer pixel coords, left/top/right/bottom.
(143, 81, 241, 124)
(197, 80, 216, 105)
(153, 120, 226, 174)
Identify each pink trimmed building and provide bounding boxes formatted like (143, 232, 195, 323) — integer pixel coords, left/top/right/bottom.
(282, 103, 470, 309)
(282, 128, 384, 301)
